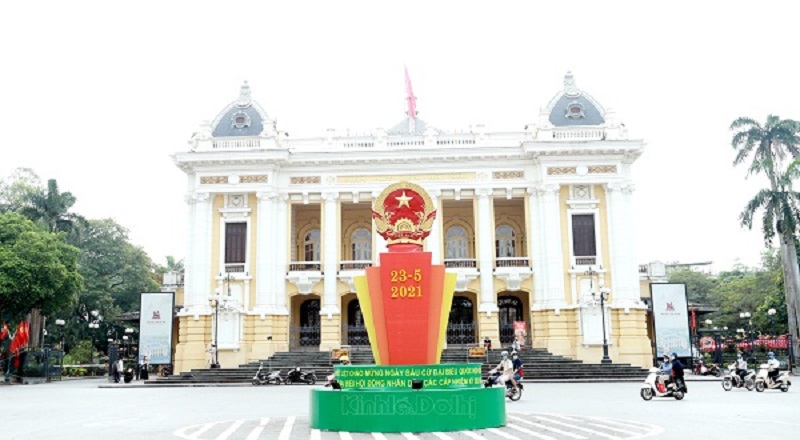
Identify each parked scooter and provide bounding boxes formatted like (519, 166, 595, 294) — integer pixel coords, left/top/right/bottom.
(721, 362, 755, 391)
(484, 368, 524, 401)
(252, 363, 282, 386)
(641, 367, 685, 400)
(284, 367, 317, 385)
(694, 359, 722, 377)
(754, 364, 791, 392)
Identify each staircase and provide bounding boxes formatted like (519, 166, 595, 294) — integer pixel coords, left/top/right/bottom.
(146, 347, 647, 385)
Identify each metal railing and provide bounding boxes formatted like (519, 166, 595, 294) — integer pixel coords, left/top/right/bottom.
(572, 256, 597, 267)
(339, 260, 372, 271)
(225, 263, 246, 273)
(290, 324, 321, 351)
(343, 324, 370, 346)
(447, 322, 477, 345)
(289, 261, 321, 271)
(212, 138, 262, 149)
(496, 257, 530, 268)
(444, 259, 477, 269)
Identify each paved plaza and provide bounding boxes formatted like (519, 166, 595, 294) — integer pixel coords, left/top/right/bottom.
(4, 378, 799, 439)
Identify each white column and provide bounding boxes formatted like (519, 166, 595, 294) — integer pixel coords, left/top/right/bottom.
(274, 194, 290, 314)
(541, 184, 566, 307)
(427, 189, 442, 264)
(321, 192, 341, 316)
(191, 192, 213, 311)
(254, 192, 277, 312)
(527, 187, 547, 309)
(477, 189, 498, 313)
(182, 193, 197, 312)
(605, 182, 642, 306)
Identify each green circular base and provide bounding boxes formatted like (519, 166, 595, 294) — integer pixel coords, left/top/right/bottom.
(310, 387, 506, 433)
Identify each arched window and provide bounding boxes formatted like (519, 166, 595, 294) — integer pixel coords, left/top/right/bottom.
(495, 225, 516, 258)
(446, 226, 469, 259)
(351, 228, 372, 261)
(304, 229, 320, 261)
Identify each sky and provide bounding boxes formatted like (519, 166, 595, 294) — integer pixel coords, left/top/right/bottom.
(2, 1, 798, 272)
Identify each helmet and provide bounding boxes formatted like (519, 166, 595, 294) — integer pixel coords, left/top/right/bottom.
(671, 353, 678, 359)
(501, 351, 509, 357)
(768, 352, 775, 358)
(737, 353, 742, 359)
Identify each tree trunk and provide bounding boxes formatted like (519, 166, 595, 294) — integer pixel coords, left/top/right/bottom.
(779, 236, 800, 367)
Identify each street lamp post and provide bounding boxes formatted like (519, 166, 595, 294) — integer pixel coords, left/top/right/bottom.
(592, 287, 612, 365)
(740, 312, 754, 361)
(55, 319, 65, 350)
(768, 308, 777, 338)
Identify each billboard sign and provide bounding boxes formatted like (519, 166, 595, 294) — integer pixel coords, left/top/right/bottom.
(139, 292, 174, 365)
(650, 283, 691, 358)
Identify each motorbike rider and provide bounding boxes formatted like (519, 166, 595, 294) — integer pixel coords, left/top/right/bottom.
(510, 351, 524, 390)
(735, 353, 748, 386)
(670, 353, 686, 392)
(494, 350, 517, 392)
(660, 354, 672, 386)
(766, 352, 781, 384)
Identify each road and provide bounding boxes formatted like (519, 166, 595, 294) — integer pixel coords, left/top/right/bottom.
(3, 378, 797, 439)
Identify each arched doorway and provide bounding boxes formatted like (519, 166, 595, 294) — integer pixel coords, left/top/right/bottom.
(291, 296, 320, 351)
(345, 298, 369, 346)
(447, 295, 476, 345)
(498, 295, 525, 345)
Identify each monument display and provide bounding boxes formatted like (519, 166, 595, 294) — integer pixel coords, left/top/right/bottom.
(310, 182, 506, 432)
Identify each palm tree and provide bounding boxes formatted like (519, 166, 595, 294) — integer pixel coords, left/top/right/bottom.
(19, 179, 86, 239)
(732, 115, 800, 359)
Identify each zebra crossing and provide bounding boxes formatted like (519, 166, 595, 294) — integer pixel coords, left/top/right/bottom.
(173, 413, 664, 440)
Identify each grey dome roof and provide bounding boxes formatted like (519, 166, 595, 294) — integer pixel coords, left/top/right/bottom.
(386, 116, 442, 135)
(211, 82, 273, 137)
(545, 72, 606, 127)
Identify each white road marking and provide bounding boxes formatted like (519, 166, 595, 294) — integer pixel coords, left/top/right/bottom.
(461, 431, 485, 440)
(488, 427, 521, 439)
(277, 416, 296, 440)
(431, 432, 453, 440)
(587, 423, 640, 436)
(310, 429, 321, 440)
(586, 418, 651, 431)
(215, 420, 244, 440)
(507, 415, 586, 439)
(534, 417, 621, 440)
(372, 433, 389, 440)
(402, 434, 420, 440)
(187, 423, 218, 439)
(244, 418, 269, 440)
(506, 423, 558, 440)
(339, 432, 353, 440)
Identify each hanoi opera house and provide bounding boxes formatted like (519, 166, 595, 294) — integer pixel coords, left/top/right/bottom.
(171, 72, 653, 373)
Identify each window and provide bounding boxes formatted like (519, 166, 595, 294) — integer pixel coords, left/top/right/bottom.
(495, 225, 516, 258)
(231, 111, 251, 129)
(445, 226, 469, 259)
(225, 222, 247, 264)
(571, 214, 596, 257)
(304, 229, 321, 261)
(351, 228, 372, 261)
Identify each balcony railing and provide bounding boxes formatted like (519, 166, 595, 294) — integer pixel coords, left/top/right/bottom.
(496, 257, 530, 268)
(339, 260, 373, 271)
(224, 263, 246, 273)
(572, 256, 597, 267)
(212, 138, 262, 149)
(444, 259, 477, 269)
(289, 261, 321, 271)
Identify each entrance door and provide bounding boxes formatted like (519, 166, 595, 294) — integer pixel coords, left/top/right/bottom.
(498, 296, 524, 345)
(447, 297, 476, 345)
(346, 300, 369, 346)
(291, 298, 320, 351)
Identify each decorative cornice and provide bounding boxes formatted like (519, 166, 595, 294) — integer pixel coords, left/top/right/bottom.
(338, 172, 476, 184)
(493, 171, 524, 180)
(291, 176, 321, 185)
(241, 174, 269, 183)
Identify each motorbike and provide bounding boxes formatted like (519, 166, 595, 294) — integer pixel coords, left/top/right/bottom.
(484, 368, 524, 401)
(284, 367, 317, 385)
(721, 363, 755, 391)
(754, 364, 791, 392)
(694, 359, 722, 377)
(641, 367, 685, 400)
(252, 363, 282, 386)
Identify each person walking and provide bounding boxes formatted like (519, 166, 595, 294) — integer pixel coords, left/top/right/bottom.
(115, 358, 124, 383)
(140, 356, 150, 380)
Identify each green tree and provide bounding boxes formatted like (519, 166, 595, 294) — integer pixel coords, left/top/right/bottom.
(668, 268, 718, 304)
(0, 213, 83, 320)
(0, 168, 42, 213)
(19, 179, 86, 241)
(731, 116, 800, 355)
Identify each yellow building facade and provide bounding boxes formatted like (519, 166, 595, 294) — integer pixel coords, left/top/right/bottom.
(172, 73, 653, 373)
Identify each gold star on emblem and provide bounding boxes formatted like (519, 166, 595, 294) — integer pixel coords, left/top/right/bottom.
(395, 191, 413, 208)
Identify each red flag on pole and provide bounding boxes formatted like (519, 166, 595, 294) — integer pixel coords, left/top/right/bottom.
(691, 306, 697, 330)
(404, 66, 416, 119)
